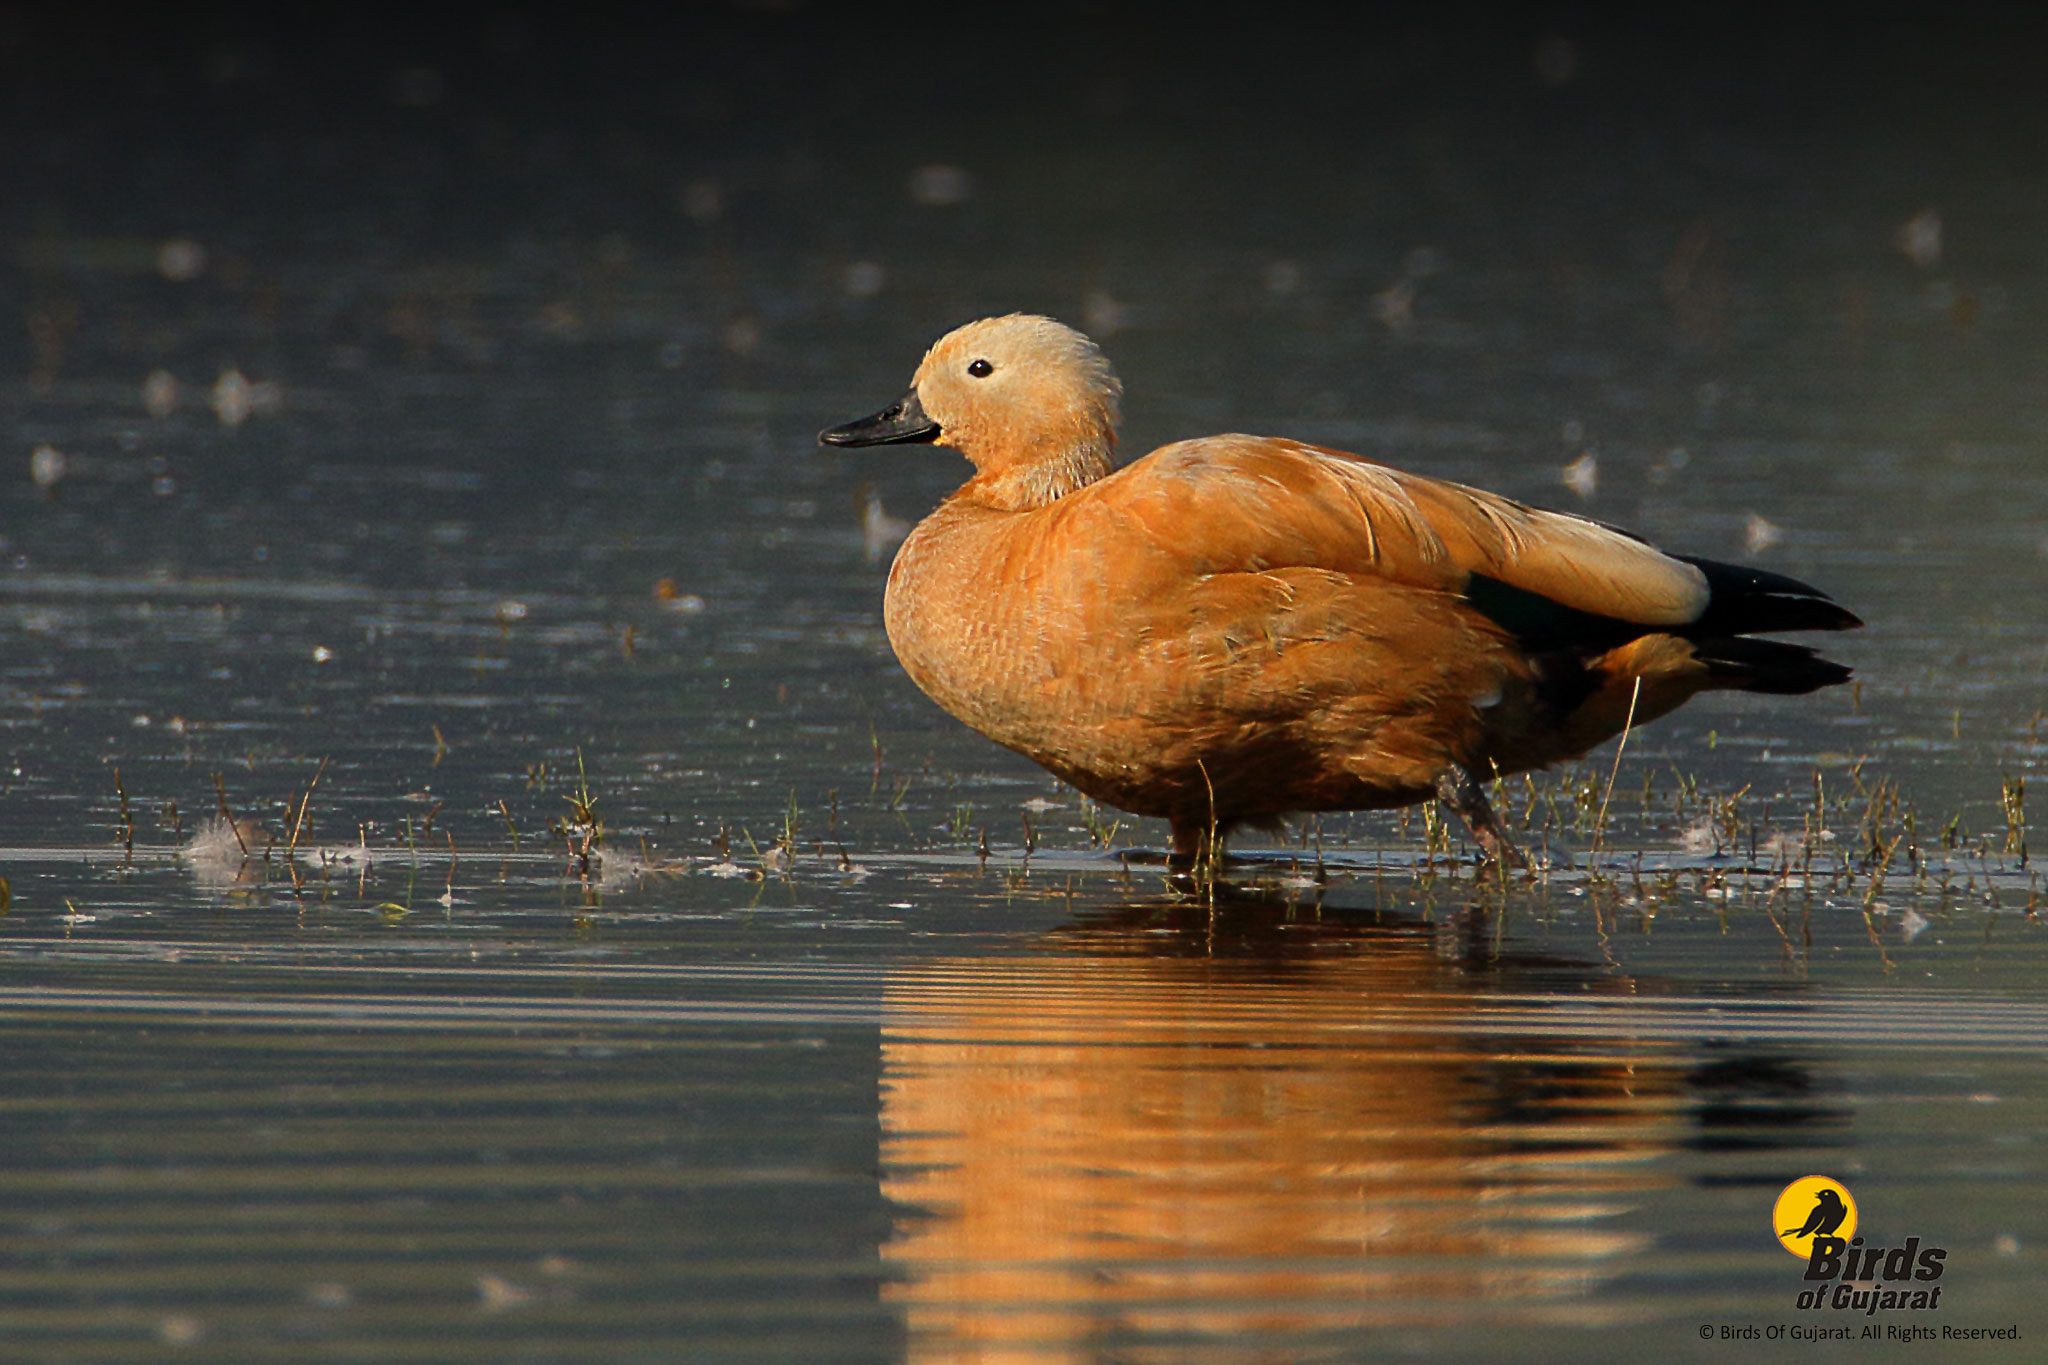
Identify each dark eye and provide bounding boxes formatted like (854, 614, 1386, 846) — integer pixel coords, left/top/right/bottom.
(967, 358, 994, 378)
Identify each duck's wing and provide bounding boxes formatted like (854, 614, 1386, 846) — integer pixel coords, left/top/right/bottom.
(1109, 436, 1856, 636)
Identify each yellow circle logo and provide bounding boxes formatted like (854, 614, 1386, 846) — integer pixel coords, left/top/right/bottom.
(1774, 1176, 1858, 1259)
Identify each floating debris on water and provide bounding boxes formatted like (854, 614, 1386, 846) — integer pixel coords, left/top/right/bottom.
(1677, 819, 1718, 855)
(474, 1273, 533, 1313)
(1561, 452, 1598, 499)
(142, 369, 180, 417)
(843, 260, 885, 298)
(1371, 275, 1415, 331)
(156, 237, 206, 282)
(181, 816, 268, 868)
(653, 578, 706, 613)
(29, 444, 65, 491)
(1082, 289, 1128, 336)
(1647, 446, 1690, 485)
(907, 164, 972, 206)
(1896, 208, 1942, 268)
(298, 838, 372, 870)
(860, 488, 909, 562)
(209, 368, 281, 427)
(1744, 511, 1784, 554)
(155, 1315, 204, 1347)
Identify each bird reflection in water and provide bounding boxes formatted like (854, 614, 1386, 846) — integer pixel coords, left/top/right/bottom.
(878, 886, 1826, 1356)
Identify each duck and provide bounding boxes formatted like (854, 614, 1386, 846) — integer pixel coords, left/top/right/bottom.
(820, 314, 1861, 866)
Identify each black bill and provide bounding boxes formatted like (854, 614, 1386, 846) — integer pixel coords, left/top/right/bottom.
(818, 390, 941, 447)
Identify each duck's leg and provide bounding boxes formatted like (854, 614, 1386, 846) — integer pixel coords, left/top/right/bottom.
(1168, 817, 1223, 870)
(1434, 767, 1525, 868)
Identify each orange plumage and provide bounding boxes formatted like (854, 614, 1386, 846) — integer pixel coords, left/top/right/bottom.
(823, 314, 1860, 864)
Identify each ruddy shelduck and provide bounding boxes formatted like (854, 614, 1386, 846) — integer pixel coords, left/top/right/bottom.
(822, 314, 1861, 865)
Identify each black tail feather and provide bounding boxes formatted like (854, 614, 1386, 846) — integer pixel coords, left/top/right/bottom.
(1676, 555, 1863, 636)
(1465, 556, 1861, 699)
(1693, 636, 1853, 695)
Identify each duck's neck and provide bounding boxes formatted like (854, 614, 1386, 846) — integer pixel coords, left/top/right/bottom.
(960, 439, 1115, 512)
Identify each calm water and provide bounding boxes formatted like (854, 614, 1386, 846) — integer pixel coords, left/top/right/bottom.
(3, 13, 2046, 1362)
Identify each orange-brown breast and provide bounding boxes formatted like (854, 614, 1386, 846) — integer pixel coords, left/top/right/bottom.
(881, 440, 1574, 827)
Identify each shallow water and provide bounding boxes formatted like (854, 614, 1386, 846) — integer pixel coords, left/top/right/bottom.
(4, 13, 2047, 1363)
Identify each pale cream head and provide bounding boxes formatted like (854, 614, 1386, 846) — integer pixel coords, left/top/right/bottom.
(911, 314, 1122, 508)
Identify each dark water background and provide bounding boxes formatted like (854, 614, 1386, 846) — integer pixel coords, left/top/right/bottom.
(3, 9, 2045, 1361)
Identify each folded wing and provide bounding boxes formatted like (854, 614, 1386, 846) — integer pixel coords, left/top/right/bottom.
(1111, 436, 1856, 640)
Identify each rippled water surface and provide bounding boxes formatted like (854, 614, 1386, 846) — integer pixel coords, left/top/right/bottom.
(4, 13, 2046, 1362)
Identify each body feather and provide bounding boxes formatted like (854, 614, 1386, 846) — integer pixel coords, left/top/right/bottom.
(823, 314, 1862, 862)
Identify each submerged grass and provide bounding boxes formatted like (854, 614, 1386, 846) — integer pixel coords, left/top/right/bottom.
(21, 717, 2042, 981)
(2001, 774, 2027, 863)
